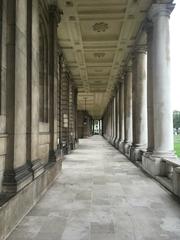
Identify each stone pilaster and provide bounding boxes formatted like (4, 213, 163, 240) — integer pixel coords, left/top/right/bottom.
(3, 0, 32, 193)
(130, 47, 147, 161)
(124, 66, 133, 157)
(119, 80, 125, 153)
(61, 63, 70, 154)
(48, 5, 61, 162)
(26, 0, 44, 178)
(74, 88, 79, 147)
(69, 80, 75, 150)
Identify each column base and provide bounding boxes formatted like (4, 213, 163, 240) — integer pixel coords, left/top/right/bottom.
(61, 141, 69, 155)
(2, 164, 33, 193)
(49, 148, 64, 162)
(31, 159, 45, 179)
(119, 141, 125, 153)
(114, 138, 120, 149)
(109, 137, 115, 146)
(142, 153, 162, 176)
(142, 150, 177, 177)
(75, 139, 79, 149)
(124, 142, 132, 158)
(130, 145, 146, 162)
(112, 137, 117, 147)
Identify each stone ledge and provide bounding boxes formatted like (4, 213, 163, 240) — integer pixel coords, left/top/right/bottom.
(162, 157, 180, 167)
(0, 160, 62, 240)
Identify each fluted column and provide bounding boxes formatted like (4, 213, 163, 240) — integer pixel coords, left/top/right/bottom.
(148, 3, 175, 157)
(124, 66, 133, 156)
(131, 47, 147, 161)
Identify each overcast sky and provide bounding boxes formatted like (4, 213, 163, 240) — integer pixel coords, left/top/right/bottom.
(170, 0, 180, 111)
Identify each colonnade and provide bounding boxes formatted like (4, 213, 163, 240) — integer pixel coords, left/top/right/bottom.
(103, 2, 177, 178)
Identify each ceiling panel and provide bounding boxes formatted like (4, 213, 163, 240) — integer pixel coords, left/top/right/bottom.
(57, 0, 153, 118)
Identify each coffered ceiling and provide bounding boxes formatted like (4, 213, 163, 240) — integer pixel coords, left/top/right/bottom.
(57, 0, 153, 119)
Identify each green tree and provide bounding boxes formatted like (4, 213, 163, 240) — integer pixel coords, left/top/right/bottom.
(173, 111, 180, 132)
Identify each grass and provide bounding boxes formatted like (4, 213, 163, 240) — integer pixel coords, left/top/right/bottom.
(174, 134, 180, 157)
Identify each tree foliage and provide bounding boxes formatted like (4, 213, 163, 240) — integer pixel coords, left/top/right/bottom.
(173, 111, 180, 130)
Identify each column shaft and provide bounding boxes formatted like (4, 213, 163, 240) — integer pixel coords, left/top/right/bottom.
(149, 3, 175, 155)
(132, 49, 147, 148)
(124, 68, 132, 144)
(119, 81, 125, 152)
(146, 24, 154, 152)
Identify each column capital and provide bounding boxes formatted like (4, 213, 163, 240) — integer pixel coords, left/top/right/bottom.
(144, 20, 153, 44)
(144, 19, 153, 34)
(127, 65, 132, 72)
(148, 3, 175, 21)
(134, 45, 147, 55)
(49, 5, 63, 25)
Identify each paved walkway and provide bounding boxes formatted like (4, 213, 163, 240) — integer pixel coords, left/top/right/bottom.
(8, 136, 180, 240)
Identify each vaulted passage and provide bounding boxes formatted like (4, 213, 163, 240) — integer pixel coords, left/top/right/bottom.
(0, 0, 180, 239)
(7, 136, 180, 240)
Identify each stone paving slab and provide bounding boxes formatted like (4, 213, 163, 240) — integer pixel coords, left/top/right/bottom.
(7, 136, 180, 240)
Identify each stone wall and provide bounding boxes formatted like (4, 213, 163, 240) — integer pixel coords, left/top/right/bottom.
(77, 110, 93, 138)
(0, 0, 78, 239)
(0, 0, 7, 192)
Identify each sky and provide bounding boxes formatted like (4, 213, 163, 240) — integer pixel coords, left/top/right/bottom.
(170, 0, 180, 110)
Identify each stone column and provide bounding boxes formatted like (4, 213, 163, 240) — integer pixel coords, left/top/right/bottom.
(146, 23, 154, 153)
(112, 96, 116, 145)
(3, 0, 32, 193)
(115, 88, 120, 148)
(130, 47, 147, 161)
(148, 3, 175, 157)
(109, 102, 111, 141)
(109, 99, 112, 143)
(119, 81, 125, 153)
(48, 5, 61, 161)
(124, 66, 133, 157)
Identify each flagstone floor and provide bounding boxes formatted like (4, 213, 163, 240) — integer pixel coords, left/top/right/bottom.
(7, 136, 180, 240)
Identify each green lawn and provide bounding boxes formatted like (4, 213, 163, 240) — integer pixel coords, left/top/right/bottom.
(174, 134, 180, 157)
